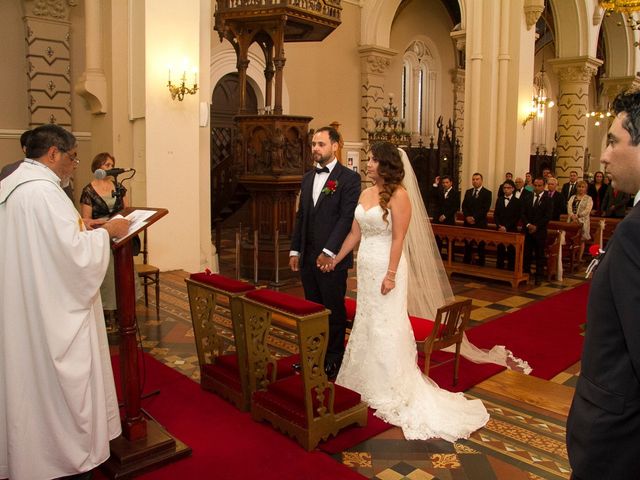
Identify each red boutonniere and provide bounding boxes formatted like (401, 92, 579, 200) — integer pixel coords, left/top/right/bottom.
(322, 180, 338, 195)
(585, 244, 605, 279)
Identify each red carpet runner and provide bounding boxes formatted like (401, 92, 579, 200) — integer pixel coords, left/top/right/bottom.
(100, 354, 366, 480)
(100, 283, 590, 471)
(467, 282, 589, 380)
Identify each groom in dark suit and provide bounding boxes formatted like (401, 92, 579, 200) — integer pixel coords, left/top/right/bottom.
(566, 91, 640, 479)
(290, 126, 361, 378)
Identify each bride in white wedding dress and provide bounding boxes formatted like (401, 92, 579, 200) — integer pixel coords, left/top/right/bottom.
(331, 141, 489, 441)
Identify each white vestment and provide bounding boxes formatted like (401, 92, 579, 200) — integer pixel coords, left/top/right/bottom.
(0, 162, 121, 480)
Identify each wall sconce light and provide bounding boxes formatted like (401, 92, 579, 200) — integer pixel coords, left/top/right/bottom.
(167, 62, 198, 101)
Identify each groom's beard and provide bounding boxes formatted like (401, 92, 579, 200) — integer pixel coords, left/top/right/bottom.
(313, 151, 332, 166)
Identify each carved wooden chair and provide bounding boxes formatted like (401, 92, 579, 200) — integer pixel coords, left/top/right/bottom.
(409, 298, 472, 386)
(241, 289, 368, 451)
(186, 272, 299, 411)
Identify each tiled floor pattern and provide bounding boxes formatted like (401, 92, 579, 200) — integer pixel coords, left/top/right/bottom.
(126, 257, 587, 479)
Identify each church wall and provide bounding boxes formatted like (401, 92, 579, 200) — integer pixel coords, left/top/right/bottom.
(284, 2, 362, 142)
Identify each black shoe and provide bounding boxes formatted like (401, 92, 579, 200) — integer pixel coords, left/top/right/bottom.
(324, 362, 339, 380)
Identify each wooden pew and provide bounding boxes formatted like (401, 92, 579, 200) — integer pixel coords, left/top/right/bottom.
(548, 221, 583, 273)
(241, 289, 368, 451)
(432, 224, 529, 288)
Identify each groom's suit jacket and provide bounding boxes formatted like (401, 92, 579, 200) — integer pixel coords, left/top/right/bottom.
(566, 203, 640, 478)
(290, 162, 360, 270)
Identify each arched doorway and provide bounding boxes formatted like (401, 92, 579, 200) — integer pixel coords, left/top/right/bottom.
(211, 72, 258, 167)
(210, 73, 258, 249)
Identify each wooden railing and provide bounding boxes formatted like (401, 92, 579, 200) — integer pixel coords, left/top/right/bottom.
(215, 0, 342, 21)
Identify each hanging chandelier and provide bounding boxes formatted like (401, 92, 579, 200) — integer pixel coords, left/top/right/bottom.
(600, 1, 640, 47)
(523, 62, 555, 126)
(600, 1, 640, 13)
(586, 109, 613, 126)
(523, 5, 555, 127)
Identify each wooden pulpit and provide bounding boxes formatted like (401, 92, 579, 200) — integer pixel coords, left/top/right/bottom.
(101, 207, 191, 478)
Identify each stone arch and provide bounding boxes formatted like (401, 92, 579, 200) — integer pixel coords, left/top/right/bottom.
(601, 11, 637, 77)
(209, 41, 290, 113)
(361, 0, 466, 48)
(548, 0, 592, 57)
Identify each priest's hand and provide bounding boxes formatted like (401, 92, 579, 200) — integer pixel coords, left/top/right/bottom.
(103, 218, 130, 240)
(83, 218, 106, 230)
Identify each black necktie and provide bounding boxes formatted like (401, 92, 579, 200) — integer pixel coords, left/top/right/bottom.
(534, 193, 540, 207)
(315, 166, 329, 174)
(474, 189, 479, 198)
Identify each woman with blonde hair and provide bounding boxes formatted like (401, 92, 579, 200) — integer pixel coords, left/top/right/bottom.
(567, 179, 593, 261)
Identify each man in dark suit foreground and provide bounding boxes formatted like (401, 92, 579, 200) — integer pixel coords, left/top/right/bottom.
(566, 91, 640, 479)
(289, 126, 360, 378)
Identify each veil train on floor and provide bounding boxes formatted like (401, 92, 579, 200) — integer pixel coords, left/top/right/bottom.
(397, 148, 531, 374)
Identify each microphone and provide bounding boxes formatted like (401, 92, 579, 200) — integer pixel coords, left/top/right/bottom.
(94, 168, 134, 179)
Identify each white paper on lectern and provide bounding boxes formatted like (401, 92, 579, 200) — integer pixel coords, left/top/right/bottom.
(111, 210, 156, 242)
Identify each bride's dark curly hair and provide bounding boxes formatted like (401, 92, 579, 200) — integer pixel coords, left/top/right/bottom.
(370, 141, 405, 224)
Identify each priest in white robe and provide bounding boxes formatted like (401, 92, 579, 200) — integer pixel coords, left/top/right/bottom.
(0, 124, 129, 480)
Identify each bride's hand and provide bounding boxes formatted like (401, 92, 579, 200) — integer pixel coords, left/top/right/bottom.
(381, 276, 395, 295)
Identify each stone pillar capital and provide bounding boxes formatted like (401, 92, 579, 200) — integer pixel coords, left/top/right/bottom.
(23, 0, 77, 21)
(600, 76, 640, 100)
(523, 0, 545, 31)
(358, 45, 397, 75)
(547, 56, 603, 83)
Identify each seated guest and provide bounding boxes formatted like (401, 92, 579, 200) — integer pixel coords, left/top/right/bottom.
(567, 180, 593, 261)
(494, 180, 522, 270)
(545, 177, 567, 220)
(587, 170, 608, 216)
(462, 172, 492, 266)
(601, 176, 630, 218)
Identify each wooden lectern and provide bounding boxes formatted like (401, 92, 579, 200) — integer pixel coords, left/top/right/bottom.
(101, 207, 191, 478)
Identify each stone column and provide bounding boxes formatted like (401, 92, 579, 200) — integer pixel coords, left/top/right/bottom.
(548, 56, 602, 182)
(600, 76, 640, 104)
(23, 0, 77, 127)
(358, 45, 397, 159)
(75, 0, 107, 114)
(453, 69, 465, 149)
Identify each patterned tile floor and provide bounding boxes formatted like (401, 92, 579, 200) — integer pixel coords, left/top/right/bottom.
(122, 235, 588, 480)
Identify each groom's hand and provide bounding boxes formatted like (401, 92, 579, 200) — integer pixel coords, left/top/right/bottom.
(316, 253, 334, 272)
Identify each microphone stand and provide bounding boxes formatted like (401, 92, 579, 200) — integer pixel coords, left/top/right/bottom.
(112, 172, 126, 204)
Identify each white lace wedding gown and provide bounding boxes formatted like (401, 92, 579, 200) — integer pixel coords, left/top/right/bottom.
(336, 204, 490, 441)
